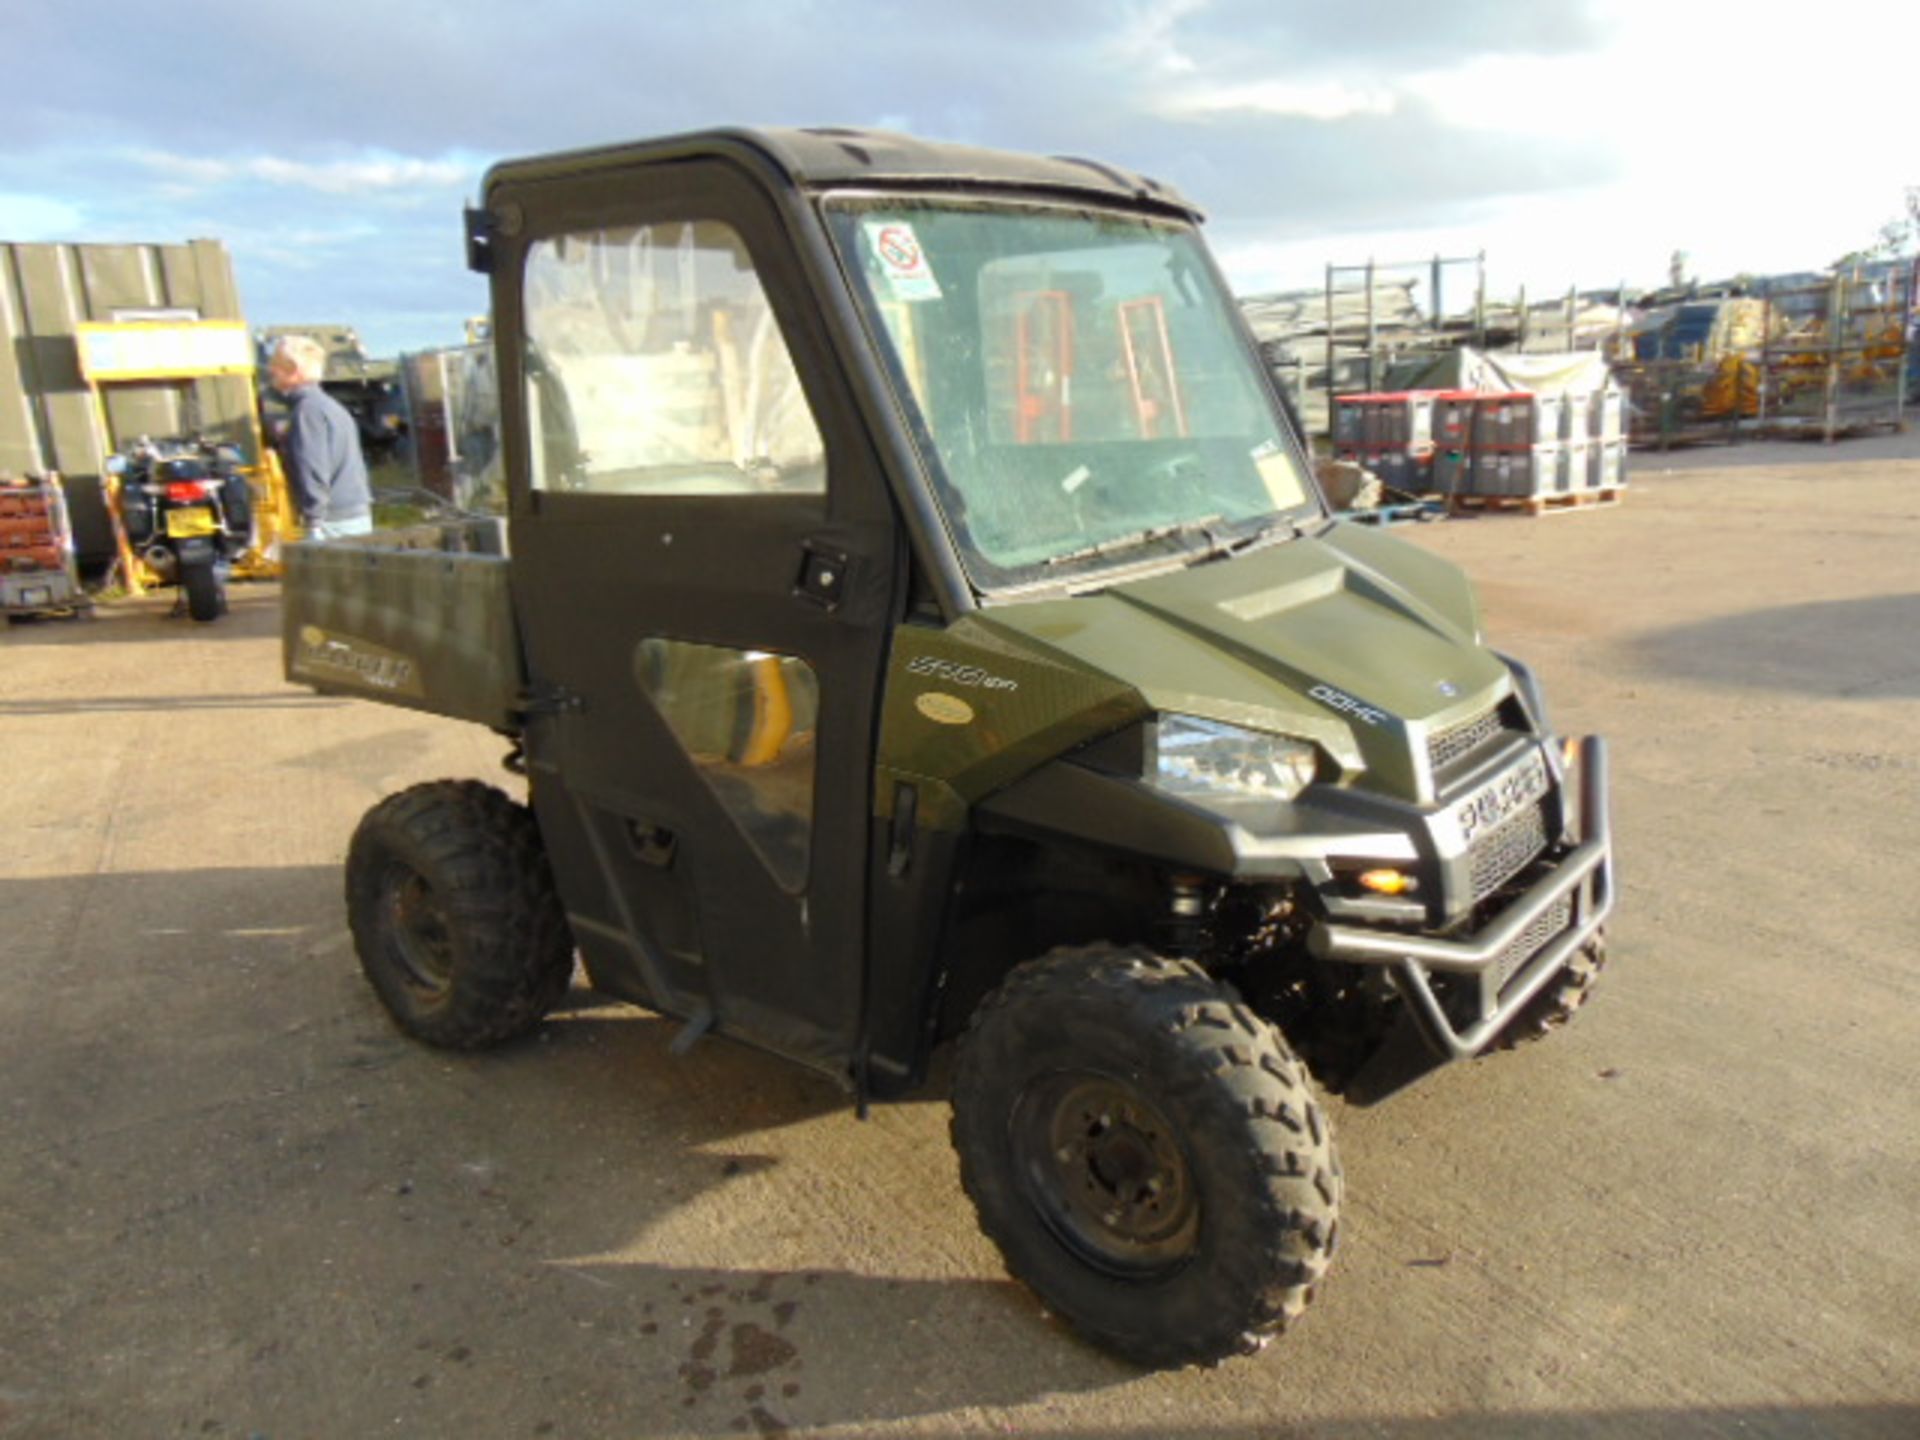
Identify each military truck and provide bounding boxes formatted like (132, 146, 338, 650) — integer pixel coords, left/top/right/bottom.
(283, 127, 1614, 1368)
(257, 324, 408, 462)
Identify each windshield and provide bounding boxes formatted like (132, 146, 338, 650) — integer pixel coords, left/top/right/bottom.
(824, 195, 1318, 591)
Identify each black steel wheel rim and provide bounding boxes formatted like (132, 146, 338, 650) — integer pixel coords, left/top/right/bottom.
(1010, 1070, 1200, 1277)
(384, 863, 454, 1000)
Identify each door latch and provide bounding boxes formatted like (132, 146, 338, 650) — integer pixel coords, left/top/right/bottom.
(795, 544, 851, 611)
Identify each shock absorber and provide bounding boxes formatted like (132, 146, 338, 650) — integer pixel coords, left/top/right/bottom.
(1160, 874, 1211, 958)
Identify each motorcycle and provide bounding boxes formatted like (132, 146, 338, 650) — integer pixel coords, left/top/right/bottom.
(108, 437, 255, 622)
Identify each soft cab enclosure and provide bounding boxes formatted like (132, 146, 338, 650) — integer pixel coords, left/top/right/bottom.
(279, 127, 1609, 1095)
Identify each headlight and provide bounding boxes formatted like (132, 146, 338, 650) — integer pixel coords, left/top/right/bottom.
(1149, 716, 1320, 803)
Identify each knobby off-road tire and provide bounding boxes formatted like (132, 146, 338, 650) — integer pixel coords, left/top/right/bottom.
(346, 781, 575, 1049)
(951, 945, 1341, 1368)
(181, 560, 223, 622)
(1496, 936, 1608, 1050)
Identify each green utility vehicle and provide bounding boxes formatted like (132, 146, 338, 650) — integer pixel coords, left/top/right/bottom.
(284, 128, 1614, 1368)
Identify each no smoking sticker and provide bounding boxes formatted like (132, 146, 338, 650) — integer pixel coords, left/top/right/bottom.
(865, 220, 942, 301)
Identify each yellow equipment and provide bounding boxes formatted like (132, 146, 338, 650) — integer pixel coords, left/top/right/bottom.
(73, 320, 296, 594)
(1699, 354, 1762, 419)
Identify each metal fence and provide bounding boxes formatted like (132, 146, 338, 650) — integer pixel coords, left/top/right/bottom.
(1247, 254, 1916, 450)
(1243, 256, 1638, 439)
(1612, 264, 1914, 448)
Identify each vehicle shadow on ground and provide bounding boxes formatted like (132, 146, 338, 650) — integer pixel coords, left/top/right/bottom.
(8, 863, 1918, 1437)
(340, 981, 1147, 1424)
(4, 858, 1125, 1425)
(391, 1005, 1164, 1429)
(1627, 593, 1920, 698)
(613, 1407, 1920, 1439)
(546, 1256, 1113, 1431)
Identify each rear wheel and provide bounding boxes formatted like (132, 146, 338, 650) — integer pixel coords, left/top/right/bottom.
(181, 559, 224, 622)
(951, 944, 1341, 1368)
(346, 781, 575, 1048)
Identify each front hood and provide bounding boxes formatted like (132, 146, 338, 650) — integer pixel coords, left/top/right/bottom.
(984, 521, 1511, 801)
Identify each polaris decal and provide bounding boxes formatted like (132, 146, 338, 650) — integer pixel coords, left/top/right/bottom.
(1308, 683, 1390, 727)
(294, 625, 424, 698)
(914, 691, 976, 725)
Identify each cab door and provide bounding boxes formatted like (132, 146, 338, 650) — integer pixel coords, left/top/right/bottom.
(488, 158, 899, 1073)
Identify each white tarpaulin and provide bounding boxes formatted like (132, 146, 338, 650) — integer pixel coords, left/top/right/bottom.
(1383, 346, 1616, 396)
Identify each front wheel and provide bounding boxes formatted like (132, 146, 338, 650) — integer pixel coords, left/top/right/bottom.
(1496, 935, 1608, 1049)
(346, 781, 575, 1048)
(951, 945, 1341, 1368)
(181, 559, 224, 622)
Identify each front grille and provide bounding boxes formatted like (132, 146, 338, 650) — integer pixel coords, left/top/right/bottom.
(1469, 801, 1549, 902)
(1493, 896, 1574, 993)
(1429, 707, 1504, 774)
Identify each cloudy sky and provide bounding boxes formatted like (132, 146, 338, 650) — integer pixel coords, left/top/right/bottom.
(4, 0, 1914, 356)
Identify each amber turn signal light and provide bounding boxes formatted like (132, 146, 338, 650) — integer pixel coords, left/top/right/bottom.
(1357, 869, 1417, 896)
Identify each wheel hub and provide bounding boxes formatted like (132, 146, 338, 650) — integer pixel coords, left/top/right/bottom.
(1014, 1073, 1199, 1276)
(385, 866, 454, 999)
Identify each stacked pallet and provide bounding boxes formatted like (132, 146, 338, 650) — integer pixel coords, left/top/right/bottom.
(1332, 387, 1627, 513)
(1331, 390, 1453, 496)
(1, 474, 87, 617)
(1470, 391, 1565, 497)
(1430, 391, 1477, 495)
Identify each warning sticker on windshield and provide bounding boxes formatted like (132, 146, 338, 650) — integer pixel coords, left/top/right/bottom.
(1253, 444, 1307, 508)
(866, 221, 942, 302)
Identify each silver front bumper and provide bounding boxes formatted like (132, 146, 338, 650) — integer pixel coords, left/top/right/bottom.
(1309, 737, 1614, 1059)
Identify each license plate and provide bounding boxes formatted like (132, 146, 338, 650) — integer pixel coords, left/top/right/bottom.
(165, 506, 218, 538)
(1447, 750, 1550, 848)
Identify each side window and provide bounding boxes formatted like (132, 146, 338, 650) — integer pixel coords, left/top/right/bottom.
(634, 639, 819, 892)
(523, 221, 825, 496)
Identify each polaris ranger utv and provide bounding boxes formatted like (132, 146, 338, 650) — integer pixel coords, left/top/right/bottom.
(283, 127, 1613, 1368)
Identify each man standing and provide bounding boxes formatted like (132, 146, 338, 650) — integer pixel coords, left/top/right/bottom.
(268, 335, 372, 539)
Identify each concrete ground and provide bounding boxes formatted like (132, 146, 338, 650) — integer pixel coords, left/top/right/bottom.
(3, 446, 1917, 1439)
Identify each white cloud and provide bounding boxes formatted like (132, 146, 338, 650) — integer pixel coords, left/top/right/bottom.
(134, 153, 232, 186)
(1400, 52, 1613, 138)
(9, 1, 1912, 355)
(1161, 78, 1397, 122)
(1199, 0, 1920, 297)
(1106, 0, 1209, 77)
(248, 155, 473, 194)
(133, 150, 475, 196)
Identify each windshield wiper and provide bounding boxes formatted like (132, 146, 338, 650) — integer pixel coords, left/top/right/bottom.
(1042, 514, 1223, 569)
(1214, 515, 1308, 559)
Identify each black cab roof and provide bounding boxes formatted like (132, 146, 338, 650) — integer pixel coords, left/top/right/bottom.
(481, 126, 1201, 221)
